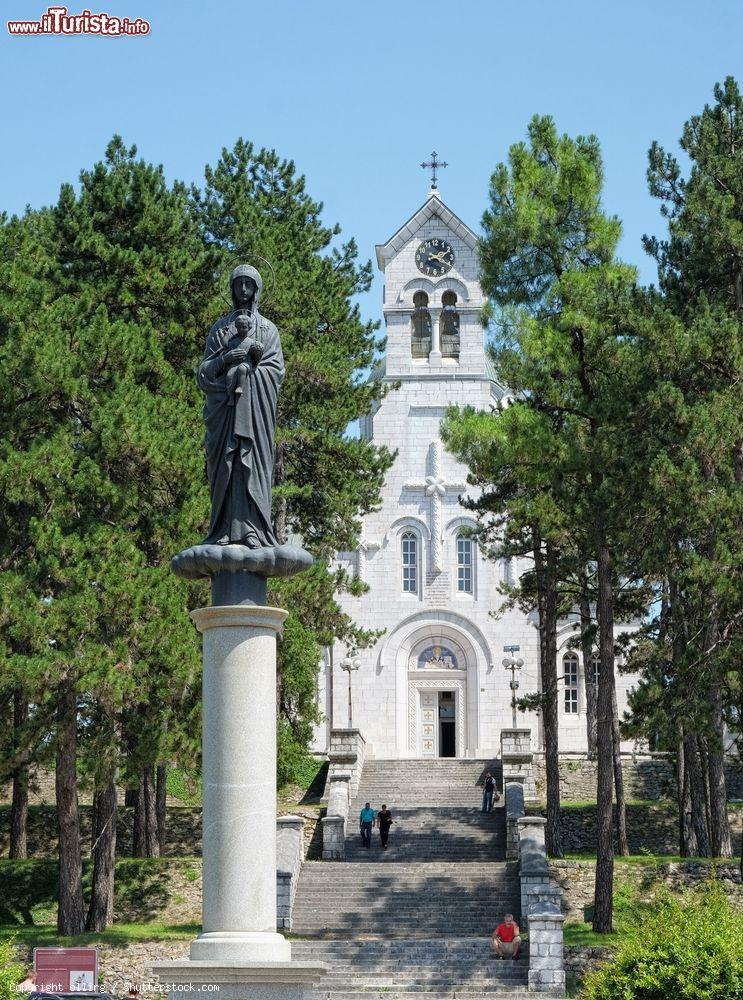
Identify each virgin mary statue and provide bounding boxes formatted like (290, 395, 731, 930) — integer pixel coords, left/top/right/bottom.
(197, 264, 283, 549)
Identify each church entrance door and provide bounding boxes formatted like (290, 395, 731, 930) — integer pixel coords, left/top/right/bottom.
(438, 691, 456, 757)
(418, 688, 459, 757)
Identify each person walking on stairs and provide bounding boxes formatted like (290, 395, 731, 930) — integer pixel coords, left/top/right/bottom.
(482, 771, 497, 812)
(359, 801, 375, 849)
(377, 804, 393, 849)
(492, 913, 521, 960)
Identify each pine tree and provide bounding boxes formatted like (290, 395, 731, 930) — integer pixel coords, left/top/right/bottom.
(0, 137, 217, 929)
(465, 115, 644, 930)
(641, 78, 743, 858)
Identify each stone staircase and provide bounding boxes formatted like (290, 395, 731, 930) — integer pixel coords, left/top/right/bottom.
(291, 758, 559, 997)
(292, 939, 535, 999)
(293, 861, 520, 937)
(345, 758, 505, 862)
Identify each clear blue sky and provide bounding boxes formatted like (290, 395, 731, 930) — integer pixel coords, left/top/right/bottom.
(2, 0, 741, 319)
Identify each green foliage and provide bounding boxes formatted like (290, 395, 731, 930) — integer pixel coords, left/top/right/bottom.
(0, 936, 25, 1000)
(165, 767, 202, 806)
(0, 859, 59, 926)
(0, 136, 216, 798)
(580, 880, 743, 1000)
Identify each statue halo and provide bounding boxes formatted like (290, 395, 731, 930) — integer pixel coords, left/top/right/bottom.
(219, 251, 276, 309)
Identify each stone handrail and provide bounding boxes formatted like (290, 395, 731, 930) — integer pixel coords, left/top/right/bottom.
(505, 775, 526, 860)
(321, 729, 366, 860)
(276, 814, 305, 930)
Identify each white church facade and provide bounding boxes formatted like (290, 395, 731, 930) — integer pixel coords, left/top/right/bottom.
(313, 189, 640, 759)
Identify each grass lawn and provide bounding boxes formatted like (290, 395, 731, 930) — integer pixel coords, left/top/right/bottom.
(559, 853, 738, 864)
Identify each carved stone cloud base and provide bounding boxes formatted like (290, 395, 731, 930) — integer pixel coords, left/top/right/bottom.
(172, 542, 313, 580)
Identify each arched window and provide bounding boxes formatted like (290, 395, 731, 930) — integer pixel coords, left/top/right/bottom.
(401, 531, 418, 593)
(440, 290, 460, 359)
(456, 534, 473, 593)
(411, 291, 432, 358)
(563, 652, 579, 713)
(502, 557, 514, 586)
(589, 652, 600, 686)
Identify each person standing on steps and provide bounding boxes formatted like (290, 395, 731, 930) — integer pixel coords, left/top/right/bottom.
(492, 913, 521, 960)
(377, 804, 393, 849)
(359, 801, 375, 849)
(482, 771, 496, 812)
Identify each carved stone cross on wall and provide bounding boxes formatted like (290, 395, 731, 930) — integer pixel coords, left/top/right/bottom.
(404, 441, 467, 573)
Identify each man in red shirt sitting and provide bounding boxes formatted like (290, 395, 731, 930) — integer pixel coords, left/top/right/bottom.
(492, 913, 521, 960)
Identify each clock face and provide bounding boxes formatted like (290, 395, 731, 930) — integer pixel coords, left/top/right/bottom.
(415, 238, 455, 277)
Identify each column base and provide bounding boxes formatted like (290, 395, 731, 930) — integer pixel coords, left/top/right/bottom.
(150, 959, 327, 1000)
(189, 931, 292, 963)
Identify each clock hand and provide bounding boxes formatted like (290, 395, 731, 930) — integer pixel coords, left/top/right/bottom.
(429, 251, 453, 263)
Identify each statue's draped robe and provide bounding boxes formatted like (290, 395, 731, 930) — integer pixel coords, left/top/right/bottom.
(197, 311, 284, 547)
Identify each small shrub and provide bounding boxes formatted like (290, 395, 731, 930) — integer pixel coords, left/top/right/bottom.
(0, 937, 25, 1000)
(581, 879, 743, 999)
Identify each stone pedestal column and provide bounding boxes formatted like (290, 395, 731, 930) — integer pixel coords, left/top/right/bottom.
(189, 605, 291, 963)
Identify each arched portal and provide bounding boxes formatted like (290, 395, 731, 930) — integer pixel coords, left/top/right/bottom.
(377, 610, 491, 758)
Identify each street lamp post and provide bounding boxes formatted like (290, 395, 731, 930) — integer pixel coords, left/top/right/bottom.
(341, 655, 361, 729)
(502, 645, 524, 729)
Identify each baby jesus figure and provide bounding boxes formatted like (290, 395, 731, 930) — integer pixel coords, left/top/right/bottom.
(224, 313, 263, 403)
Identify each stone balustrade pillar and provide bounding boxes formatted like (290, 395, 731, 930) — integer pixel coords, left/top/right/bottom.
(322, 774, 350, 860)
(501, 728, 537, 803)
(526, 903, 565, 994)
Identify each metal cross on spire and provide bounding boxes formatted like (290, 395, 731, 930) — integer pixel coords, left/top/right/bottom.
(421, 151, 448, 189)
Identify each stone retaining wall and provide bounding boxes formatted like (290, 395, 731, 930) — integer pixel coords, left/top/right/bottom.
(526, 803, 743, 855)
(549, 858, 743, 922)
(532, 754, 743, 802)
(0, 806, 320, 860)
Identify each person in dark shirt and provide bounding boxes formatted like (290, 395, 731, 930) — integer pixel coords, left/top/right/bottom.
(377, 805, 393, 849)
(482, 771, 496, 812)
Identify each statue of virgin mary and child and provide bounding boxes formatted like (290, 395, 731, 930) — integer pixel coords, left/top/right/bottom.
(172, 264, 312, 586)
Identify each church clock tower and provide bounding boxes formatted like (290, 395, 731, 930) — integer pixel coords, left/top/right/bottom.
(374, 187, 488, 380)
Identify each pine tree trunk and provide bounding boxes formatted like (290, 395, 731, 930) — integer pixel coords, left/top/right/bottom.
(143, 765, 160, 858)
(579, 590, 597, 757)
(676, 729, 698, 857)
(707, 681, 733, 857)
(86, 779, 117, 931)
(699, 736, 713, 843)
(542, 540, 562, 858)
(56, 677, 85, 936)
(156, 762, 167, 855)
(132, 779, 146, 857)
(273, 442, 287, 544)
(611, 684, 629, 856)
(10, 689, 29, 860)
(686, 733, 711, 856)
(592, 512, 614, 934)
